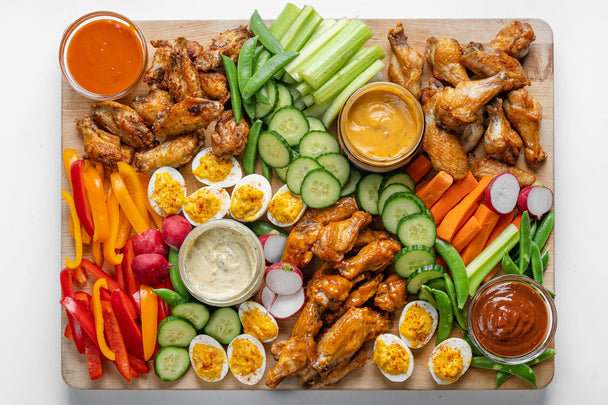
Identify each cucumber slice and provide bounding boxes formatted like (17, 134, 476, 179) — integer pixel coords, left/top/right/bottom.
(377, 183, 412, 215)
(355, 173, 383, 215)
(258, 130, 293, 168)
(286, 156, 322, 194)
(397, 213, 437, 247)
(298, 130, 340, 158)
(380, 172, 416, 192)
(394, 245, 436, 279)
(157, 316, 197, 347)
(254, 80, 278, 118)
(381, 192, 422, 234)
(268, 106, 309, 146)
(407, 264, 446, 294)
(171, 302, 210, 331)
(275, 165, 289, 182)
(340, 166, 362, 197)
(203, 307, 242, 345)
(276, 82, 294, 108)
(306, 116, 326, 131)
(316, 152, 350, 187)
(154, 346, 190, 382)
(301, 168, 341, 209)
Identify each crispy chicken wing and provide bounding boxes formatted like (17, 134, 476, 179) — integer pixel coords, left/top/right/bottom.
(76, 116, 134, 168)
(461, 42, 530, 90)
(166, 43, 204, 102)
(131, 89, 174, 127)
(425, 37, 469, 86)
(143, 44, 171, 90)
(133, 133, 201, 174)
(195, 25, 253, 71)
(456, 108, 485, 152)
(266, 335, 316, 389)
(199, 71, 230, 104)
(210, 109, 249, 160)
(152, 97, 223, 139)
(91, 101, 155, 149)
(337, 238, 402, 280)
(483, 97, 523, 165)
(387, 22, 425, 99)
(174, 37, 204, 61)
(374, 273, 408, 312)
(488, 20, 536, 59)
(313, 211, 372, 263)
(503, 88, 546, 166)
(468, 155, 536, 187)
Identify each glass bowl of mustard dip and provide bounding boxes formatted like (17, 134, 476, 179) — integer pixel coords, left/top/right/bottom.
(467, 274, 557, 365)
(337, 82, 425, 173)
(178, 219, 265, 307)
(59, 11, 148, 100)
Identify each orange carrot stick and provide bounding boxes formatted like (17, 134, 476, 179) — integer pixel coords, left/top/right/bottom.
(511, 212, 524, 230)
(460, 204, 501, 266)
(485, 210, 516, 248)
(415, 171, 454, 208)
(452, 216, 482, 253)
(430, 172, 478, 224)
(405, 154, 432, 183)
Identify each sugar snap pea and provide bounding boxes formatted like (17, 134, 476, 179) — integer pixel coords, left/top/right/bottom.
(261, 159, 273, 182)
(241, 51, 298, 100)
(250, 10, 284, 55)
(541, 249, 549, 270)
(431, 288, 453, 345)
(152, 288, 187, 308)
(531, 241, 543, 285)
(242, 120, 263, 175)
(434, 238, 469, 309)
(533, 210, 555, 250)
(221, 54, 242, 124)
(443, 273, 467, 330)
(237, 36, 259, 97)
(501, 252, 520, 275)
(495, 348, 556, 387)
(168, 248, 192, 300)
(470, 356, 537, 387)
(519, 211, 531, 275)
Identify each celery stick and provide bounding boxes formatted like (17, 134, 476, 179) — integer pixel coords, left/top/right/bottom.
(269, 3, 300, 40)
(293, 96, 307, 111)
(284, 17, 350, 80)
(285, 10, 322, 52)
(296, 81, 313, 96)
(313, 45, 385, 106)
(300, 19, 373, 89)
(321, 59, 384, 127)
(466, 224, 520, 296)
(307, 18, 336, 43)
(302, 93, 315, 107)
(279, 6, 315, 49)
(304, 98, 333, 119)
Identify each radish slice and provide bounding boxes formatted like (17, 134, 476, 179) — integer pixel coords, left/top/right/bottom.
(265, 263, 303, 295)
(267, 287, 305, 319)
(517, 186, 554, 219)
(484, 173, 520, 214)
(263, 234, 288, 264)
(260, 286, 277, 311)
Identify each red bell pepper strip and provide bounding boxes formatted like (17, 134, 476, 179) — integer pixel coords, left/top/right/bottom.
(60, 268, 85, 354)
(110, 290, 144, 360)
(83, 331, 104, 380)
(122, 239, 140, 299)
(114, 261, 125, 291)
(70, 160, 95, 237)
(139, 285, 158, 361)
(60, 296, 97, 343)
(101, 300, 131, 382)
(74, 291, 93, 314)
(63, 148, 80, 192)
(80, 258, 122, 293)
(92, 278, 116, 361)
(128, 353, 149, 374)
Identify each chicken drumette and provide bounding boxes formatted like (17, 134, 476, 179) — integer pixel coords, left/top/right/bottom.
(503, 88, 546, 166)
(425, 36, 469, 86)
(387, 22, 425, 99)
(487, 20, 536, 59)
(483, 97, 523, 165)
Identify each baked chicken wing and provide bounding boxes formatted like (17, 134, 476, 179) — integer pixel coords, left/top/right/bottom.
(387, 22, 425, 99)
(133, 133, 201, 174)
(209, 109, 249, 160)
(76, 115, 134, 168)
(91, 100, 155, 149)
(425, 36, 469, 86)
(503, 88, 546, 166)
(166, 43, 204, 102)
(199, 71, 230, 104)
(468, 155, 536, 187)
(195, 25, 253, 71)
(483, 97, 523, 165)
(143, 44, 171, 90)
(487, 20, 536, 59)
(461, 42, 530, 90)
(152, 97, 223, 139)
(131, 89, 174, 127)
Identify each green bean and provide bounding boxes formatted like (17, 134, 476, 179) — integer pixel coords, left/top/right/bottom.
(495, 348, 556, 387)
(434, 239, 469, 309)
(221, 54, 242, 124)
(168, 248, 192, 300)
(242, 120, 263, 175)
(152, 288, 187, 308)
(237, 36, 259, 97)
(261, 159, 273, 182)
(541, 249, 550, 271)
(501, 252, 520, 275)
(519, 211, 531, 275)
(533, 210, 555, 250)
(470, 356, 537, 388)
(431, 288, 453, 345)
(531, 241, 543, 285)
(241, 51, 298, 99)
(249, 9, 284, 55)
(443, 274, 467, 330)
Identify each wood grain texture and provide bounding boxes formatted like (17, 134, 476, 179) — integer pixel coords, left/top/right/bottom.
(60, 18, 554, 390)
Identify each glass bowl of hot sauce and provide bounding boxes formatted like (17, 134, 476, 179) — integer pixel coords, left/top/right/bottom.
(467, 274, 557, 365)
(59, 11, 148, 100)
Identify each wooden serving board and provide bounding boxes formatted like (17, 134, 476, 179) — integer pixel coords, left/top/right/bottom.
(61, 18, 554, 390)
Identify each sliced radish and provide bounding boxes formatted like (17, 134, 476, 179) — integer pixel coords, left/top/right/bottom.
(517, 186, 554, 219)
(262, 234, 288, 264)
(267, 287, 305, 319)
(484, 173, 520, 214)
(264, 262, 303, 295)
(260, 286, 277, 311)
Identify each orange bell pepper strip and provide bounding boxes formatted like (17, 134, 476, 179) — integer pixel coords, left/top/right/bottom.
(117, 162, 150, 228)
(92, 240, 104, 267)
(92, 278, 116, 361)
(103, 190, 124, 265)
(101, 300, 131, 382)
(115, 206, 132, 249)
(111, 172, 150, 234)
(139, 285, 158, 361)
(84, 165, 109, 242)
(63, 148, 80, 191)
(61, 189, 83, 270)
(139, 172, 164, 230)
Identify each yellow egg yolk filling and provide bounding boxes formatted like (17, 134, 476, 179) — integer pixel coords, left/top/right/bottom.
(230, 185, 263, 221)
(268, 189, 304, 224)
(372, 339, 410, 376)
(191, 343, 226, 381)
(229, 338, 263, 376)
(242, 308, 278, 342)
(193, 153, 233, 182)
(431, 346, 465, 383)
(184, 188, 222, 224)
(399, 303, 434, 348)
(152, 172, 184, 215)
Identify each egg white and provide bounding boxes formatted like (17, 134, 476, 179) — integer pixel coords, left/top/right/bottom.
(373, 333, 414, 382)
(398, 300, 439, 349)
(147, 166, 186, 217)
(266, 184, 307, 228)
(188, 334, 229, 382)
(191, 147, 242, 188)
(227, 334, 266, 385)
(238, 300, 279, 343)
(182, 186, 231, 226)
(230, 174, 272, 222)
(427, 337, 473, 385)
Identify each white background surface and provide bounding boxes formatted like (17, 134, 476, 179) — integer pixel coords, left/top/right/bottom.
(1, 0, 604, 403)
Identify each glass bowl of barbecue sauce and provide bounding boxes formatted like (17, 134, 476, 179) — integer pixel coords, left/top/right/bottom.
(467, 274, 557, 365)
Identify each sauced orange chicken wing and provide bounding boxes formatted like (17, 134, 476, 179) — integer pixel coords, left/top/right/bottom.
(337, 238, 402, 280)
(133, 133, 201, 174)
(152, 97, 223, 139)
(387, 22, 425, 99)
(266, 335, 316, 389)
(91, 100, 155, 149)
(313, 211, 372, 263)
(374, 273, 408, 312)
(210, 109, 249, 160)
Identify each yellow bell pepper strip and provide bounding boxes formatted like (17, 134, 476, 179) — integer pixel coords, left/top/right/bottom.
(63, 148, 80, 191)
(84, 165, 110, 242)
(138, 172, 164, 230)
(111, 171, 150, 234)
(139, 284, 158, 361)
(92, 278, 116, 361)
(61, 189, 83, 270)
(70, 160, 95, 237)
(104, 190, 125, 265)
(117, 162, 150, 230)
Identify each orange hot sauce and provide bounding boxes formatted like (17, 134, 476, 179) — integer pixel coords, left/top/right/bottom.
(67, 18, 145, 96)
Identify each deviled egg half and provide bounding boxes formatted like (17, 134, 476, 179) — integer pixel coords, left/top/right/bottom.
(427, 337, 472, 385)
(399, 300, 439, 349)
(230, 174, 272, 222)
(148, 166, 186, 217)
(227, 334, 266, 385)
(372, 333, 414, 382)
(188, 334, 229, 383)
(191, 147, 242, 188)
(267, 184, 307, 227)
(238, 300, 279, 343)
(182, 186, 230, 226)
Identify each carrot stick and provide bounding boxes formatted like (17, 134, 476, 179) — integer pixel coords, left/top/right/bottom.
(460, 204, 501, 266)
(436, 176, 492, 242)
(415, 171, 454, 208)
(482, 264, 501, 284)
(511, 212, 524, 230)
(430, 172, 478, 224)
(405, 154, 432, 183)
(452, 216, 482, 253)
(485, 210, 516, 248)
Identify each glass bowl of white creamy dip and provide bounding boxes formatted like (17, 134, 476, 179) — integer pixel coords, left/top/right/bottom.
(178, 219, 265, 307)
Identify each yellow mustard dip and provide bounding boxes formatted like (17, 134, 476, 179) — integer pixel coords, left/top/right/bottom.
(230, 185, 264, 221)
(228, 338, 264, 376)
(191, 343, 226, 381)
(193, 153, 233, 183)
(372, 339, 411, 376)
(152, 171, 184, 215)
(184, 188, 221, 224)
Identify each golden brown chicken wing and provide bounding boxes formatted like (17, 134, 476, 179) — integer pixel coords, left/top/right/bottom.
(131, 89, 174, 127)
(143, 44, 171, 90)
(461, 42, 530, 90)
(195, 25, 253, 71)
(132, 133, 201, 174)
(266, 335, 316, 389)
(76, 116, 134, 168)
(199, 71, 230, 104)
(210, 109, 249, 160)
(503, 88, 546, 166)
(487, 20, 536, 59)
(337, 238, 402, 280)
(387, 22, 425, 99)
(152, 97, 223, 139)
(425, 37, 469, 86)
(483, 97, 523, 165)
(166, 44, 204, 102)
(456, 108, 485, 153)
(468, 155, 536, 187)
(174, 37, 204, 61)
(91, 100, 155, 149)
(313, 211, 372, 263)
(374, 273, 408, 312)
